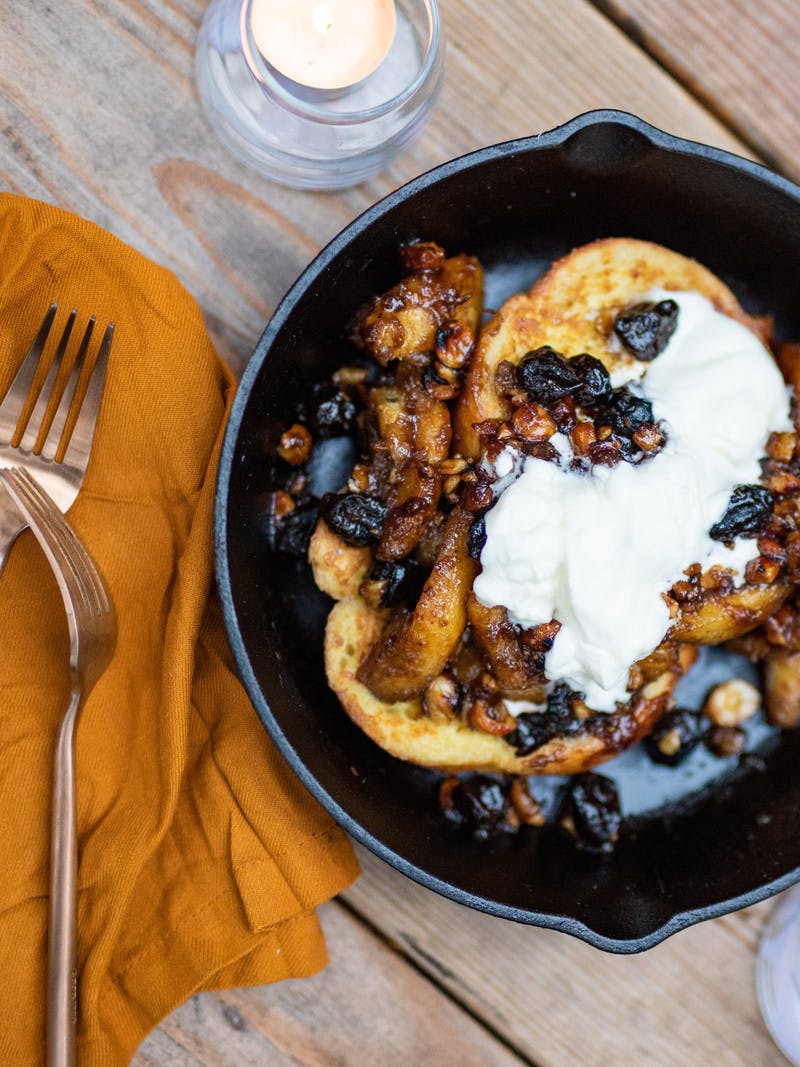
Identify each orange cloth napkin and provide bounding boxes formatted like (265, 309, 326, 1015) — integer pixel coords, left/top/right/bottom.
(0, 195, 359, 1066)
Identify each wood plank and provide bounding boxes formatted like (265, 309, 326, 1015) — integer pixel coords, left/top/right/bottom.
(342, 845, 785, 1067)
(597, 0, 800, 179)
(0, 0, 748, 380)
(132, 900, 528, 1067)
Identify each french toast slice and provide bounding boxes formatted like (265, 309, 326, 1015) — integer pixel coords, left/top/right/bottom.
(325, 597, 689, 774)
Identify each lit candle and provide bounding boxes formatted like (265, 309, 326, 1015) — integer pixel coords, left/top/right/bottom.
(250, 0, 397, 91)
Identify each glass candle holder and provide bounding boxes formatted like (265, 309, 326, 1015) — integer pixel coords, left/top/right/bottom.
(195, 0, 444, 189)
(757, 885, 800, 1065)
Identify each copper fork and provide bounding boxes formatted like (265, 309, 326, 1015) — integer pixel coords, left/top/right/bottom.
(0, 304, 114, 572)
(0, 467, 117, 1067)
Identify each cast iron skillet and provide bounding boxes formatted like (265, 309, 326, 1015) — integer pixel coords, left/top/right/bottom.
(215, 110, 800, 952)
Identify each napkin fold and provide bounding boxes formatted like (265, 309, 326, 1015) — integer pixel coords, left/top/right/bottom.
(0, 195, 359, 1066)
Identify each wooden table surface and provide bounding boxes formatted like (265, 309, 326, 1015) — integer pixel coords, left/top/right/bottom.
(2, 2, 798, 1064)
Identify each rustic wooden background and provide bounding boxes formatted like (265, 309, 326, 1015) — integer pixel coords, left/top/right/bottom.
(2, 1, 798, 1064)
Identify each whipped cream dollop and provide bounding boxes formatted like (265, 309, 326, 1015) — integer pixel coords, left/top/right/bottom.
(473, 289, 792, 711)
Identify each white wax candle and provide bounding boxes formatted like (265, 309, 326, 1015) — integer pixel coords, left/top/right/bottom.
(250, 0, 397, 91)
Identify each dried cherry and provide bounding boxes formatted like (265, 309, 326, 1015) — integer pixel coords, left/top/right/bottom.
(614, 299, 679, 361)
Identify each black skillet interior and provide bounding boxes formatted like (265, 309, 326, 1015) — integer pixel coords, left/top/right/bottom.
(216, 110, 800, 951)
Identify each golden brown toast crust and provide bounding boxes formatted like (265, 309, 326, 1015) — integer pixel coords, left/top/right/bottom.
(455, 237, 757, 459)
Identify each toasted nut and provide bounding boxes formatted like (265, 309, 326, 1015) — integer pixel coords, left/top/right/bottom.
(332, 365, 369, 386)
(569, 421, 597, 456)
(656, 728, 683, 758)
(745, 555, 781, 585)
(511, 402, 557, 442)
(705, 725, 747, 758)
(440, 456, 468, 476)
(768, 471, 800, 495)
(703, 679, 760, 727)
(402, 240, 446, 271)
(765, 604, 794, 647)
(509, 777, 546, 826)
(766, 431, 797, 462)
(684, 562, 702, 578)
(670, 580, 694, 601)
(463, 478, 494, 512)
(435, 322, 475, 370)
(443, 474, 462, 495)
(278, 423, 313, 466)
(597, 424, 613, 441)
(757, 536, 785, 561)
(632, 422, 663, 451)
(347, 462, 372, 493)
(271, 490, 295, 518)
(700, 565, 734, 593)
(424, 673, 461, 721)
(520, 619, 561, 653)
(496, 421, 515, 442)
(467, 696, 516, 736)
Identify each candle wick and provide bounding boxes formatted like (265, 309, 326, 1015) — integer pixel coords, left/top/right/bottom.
(311, 4, 335, 34)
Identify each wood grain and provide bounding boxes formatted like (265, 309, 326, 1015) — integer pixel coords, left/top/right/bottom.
(597, 0, 800, 178)
(344, 846, 785, 1067)
(0, 0, 746, 378)
(132, 901, 527, 1067)
(0, 1, 792, 1065)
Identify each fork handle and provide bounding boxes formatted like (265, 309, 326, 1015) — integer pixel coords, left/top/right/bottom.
(48, 692, 79, 1067)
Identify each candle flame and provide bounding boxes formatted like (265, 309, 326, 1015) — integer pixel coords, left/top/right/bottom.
(311, 4, 335, 34)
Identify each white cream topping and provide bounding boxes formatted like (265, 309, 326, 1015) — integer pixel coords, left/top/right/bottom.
(473, 289, 792, 711)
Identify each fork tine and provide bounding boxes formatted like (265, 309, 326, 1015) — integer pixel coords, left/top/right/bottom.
(12, 309, 76, 449)
(17, 468, 109, 615)
(1, 469, 100, 616)
(38, 320, 95, 463)
(0, 467, 93, 616)
(0, 303, 58, 447)
(21, 314, 88, 455)
(46, 321, 113, 466)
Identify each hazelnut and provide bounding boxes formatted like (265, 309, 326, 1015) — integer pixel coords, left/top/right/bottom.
(509, 778, 546, 826)
(332, 365, 369, 386)
(467, 697, 516, 736)
(278, 423, 313, 466)
(424, 673, 461, 722)
(511, 402, 557, 442)
(745, 556, 781, 585)
(632, 422, 663, 451)
(703, 679, 760, 727)
(705, 725, 747, 758)
(766, 431, 797, 462)
(569, 422, 597, 456)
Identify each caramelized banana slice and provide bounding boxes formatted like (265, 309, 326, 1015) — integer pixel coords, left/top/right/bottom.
(669, 580, 790, 644)
(355, 247, 483, 366)
(371, 366, 452, 561)
(467, 595, 548, 694)
(357, 508, 478, 701)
